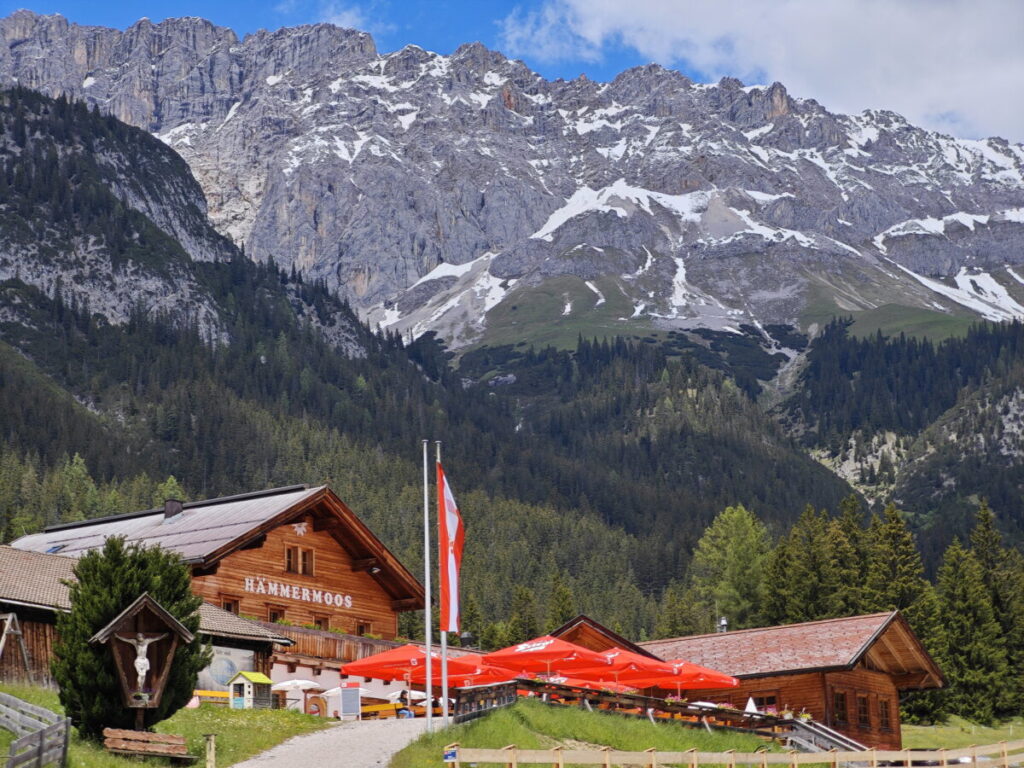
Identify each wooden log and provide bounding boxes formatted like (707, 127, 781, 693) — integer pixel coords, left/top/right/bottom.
(103, 728, 188, 745)
(104, 738, 190, 756)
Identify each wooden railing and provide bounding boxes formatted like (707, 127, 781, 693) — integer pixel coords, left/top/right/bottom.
(0, 692, 69, 768)
(257, 623, 400, 662)
(444, 739, 1024, 768)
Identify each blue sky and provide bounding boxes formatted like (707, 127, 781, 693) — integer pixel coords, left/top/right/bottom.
(2, 0, 1022, 142)
(0, 0, 667, 83)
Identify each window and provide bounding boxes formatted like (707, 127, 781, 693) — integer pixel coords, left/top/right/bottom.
(313, 615, 329, 631)
(356, 620, 372, 637)
(832, 691, 848, 724)
(268, 606, 286, 623)
(879, 699, 892, 731)
(857, 696, 870, 728)
(285, 546, 314, 575)
(752, 693, 778, 713)
(222, 598, 240, 615)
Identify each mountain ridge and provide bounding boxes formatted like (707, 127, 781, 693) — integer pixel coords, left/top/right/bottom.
(3, 10, 1023, 351)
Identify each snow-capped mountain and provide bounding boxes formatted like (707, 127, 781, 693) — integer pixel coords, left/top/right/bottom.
(3, 10, 1024, 347)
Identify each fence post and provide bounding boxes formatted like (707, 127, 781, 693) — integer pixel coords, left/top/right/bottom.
(551, 746, 564, 768)
(830, 748, 838, 768)
(760, 747, 769, 768)
(726, 749, 736, 768)
(205, 733, 216, 768)
(645, 747, 658, 768)
(688, 746, 698, 768)
(870, 750, 878, 768)
(60, 719, 70, 768)
(971, 745, 978, 768)
(35, 727, 44, 768)
(444, 743, 461, 768)
(940, 749, 948, 768)
(600, 746, 612, 768)
(1000, 741, 1009, 768)
(503, 744, 518, 768)
(788, 749, 798, 768)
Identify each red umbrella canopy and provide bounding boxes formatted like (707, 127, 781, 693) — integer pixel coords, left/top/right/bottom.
(339, 644, 439, 681)
(543, 675, 638, 693)
(572, 647, 676, 681)
(625, 659, 739, 690)
(408, 660, 514, 689)
(483, 636, 612, 675)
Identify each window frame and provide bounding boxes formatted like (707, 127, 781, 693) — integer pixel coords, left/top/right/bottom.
(221, 596, 241, 615)
(267, 604, 287, 623)
(832, 690, 848, 725)
(856, 695, 871, 729)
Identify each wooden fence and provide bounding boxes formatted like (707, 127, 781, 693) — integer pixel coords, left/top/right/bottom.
(0, 692, 69, 768)
(444, 739, 1024, 768)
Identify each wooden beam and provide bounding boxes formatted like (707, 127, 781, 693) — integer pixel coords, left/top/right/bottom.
(878, 630, 910, 674)
(391, 598, 421, 610)
(351, 557, 380, 572)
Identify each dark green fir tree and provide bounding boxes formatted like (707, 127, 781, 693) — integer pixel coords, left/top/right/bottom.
(51, 536, 212, 738)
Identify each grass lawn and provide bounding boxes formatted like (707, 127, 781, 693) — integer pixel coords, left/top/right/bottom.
(0, 682, 330, 767)
(391, 699, 774, 768)
(903, 715, 1024, 749)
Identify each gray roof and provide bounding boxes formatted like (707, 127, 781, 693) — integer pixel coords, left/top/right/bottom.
(11, 485, 322, 563)
(0, 546, 291, 646)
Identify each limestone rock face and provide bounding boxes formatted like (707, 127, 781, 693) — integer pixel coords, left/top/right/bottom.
(3, 10, 1024, 346)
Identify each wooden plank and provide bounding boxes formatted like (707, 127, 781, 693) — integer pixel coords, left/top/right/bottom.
(103, 727, 187, 745)
(0, 694, 59, 723)
(104, 738, 190, 756)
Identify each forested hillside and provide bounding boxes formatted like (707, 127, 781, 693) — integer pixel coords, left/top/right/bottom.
(785, 319, 1024, 561)
(0, 87, 854, 641)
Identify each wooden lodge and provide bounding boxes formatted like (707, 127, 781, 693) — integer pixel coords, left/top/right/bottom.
(5, 485, 425, 702)
(640, 613, 944, 749)
(553, 612, 943, 750)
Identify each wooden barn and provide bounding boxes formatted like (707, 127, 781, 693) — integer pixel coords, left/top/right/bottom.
(7, 484, 425, 699)
(638, 612, 945, 749)
(0, 545, 292, 687)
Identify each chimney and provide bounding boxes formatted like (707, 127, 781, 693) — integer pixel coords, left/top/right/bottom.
(164, 499, 184, 520)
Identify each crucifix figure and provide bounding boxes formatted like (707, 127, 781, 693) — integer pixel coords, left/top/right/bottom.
(115, 632, 168, 692)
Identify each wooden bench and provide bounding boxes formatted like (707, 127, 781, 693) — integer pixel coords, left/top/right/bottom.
(103, 728, 197, 762)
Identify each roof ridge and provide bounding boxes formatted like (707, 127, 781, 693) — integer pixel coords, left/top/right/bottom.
(639, 611, 895, 646)
(41, 484, 315, 533)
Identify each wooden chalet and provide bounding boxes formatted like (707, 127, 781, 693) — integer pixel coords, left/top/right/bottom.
(8, 485, 425, 700)
(639, 612, 944, 750)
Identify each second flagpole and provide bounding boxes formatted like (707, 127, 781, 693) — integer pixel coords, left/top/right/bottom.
(422, 439, 432, 731)
(437, 440, 450, 727)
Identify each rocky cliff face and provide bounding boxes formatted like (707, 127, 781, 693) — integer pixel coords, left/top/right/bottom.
(3, 10, 1024, 347)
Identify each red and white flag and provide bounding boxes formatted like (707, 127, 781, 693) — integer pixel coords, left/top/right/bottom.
(437, 462, 465, 634)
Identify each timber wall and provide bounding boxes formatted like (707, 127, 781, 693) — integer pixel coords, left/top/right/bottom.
(191, 523, 400, 639)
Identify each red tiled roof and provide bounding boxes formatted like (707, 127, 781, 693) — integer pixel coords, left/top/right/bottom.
(639, 612, 896, 677)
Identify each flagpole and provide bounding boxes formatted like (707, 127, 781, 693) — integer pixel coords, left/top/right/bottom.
(422, 439, 433, 731)
(437, 440, 450, 727)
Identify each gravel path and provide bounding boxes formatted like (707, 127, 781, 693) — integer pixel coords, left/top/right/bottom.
(231, 718, 428, 768)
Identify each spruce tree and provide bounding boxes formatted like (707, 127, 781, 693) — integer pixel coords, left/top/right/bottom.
(689, 505, 770, 629)
(544, 573, 576, 633)
(52, 536, 212, 738)
(936, 540, 1008, 725)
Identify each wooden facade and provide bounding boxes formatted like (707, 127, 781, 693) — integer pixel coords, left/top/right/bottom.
(686, 668, 903, 749)
(191, 520, 403, 639)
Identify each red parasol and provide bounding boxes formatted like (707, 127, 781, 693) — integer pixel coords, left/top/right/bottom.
(483, 635, 612, 676)
(541, 675, 638, 693)
(571, 647, 676, 683)
(339, 644, 441, 682)
(623, 659, 738, 692)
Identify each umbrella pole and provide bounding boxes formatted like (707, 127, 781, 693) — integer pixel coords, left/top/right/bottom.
(422, 439, 433, 731)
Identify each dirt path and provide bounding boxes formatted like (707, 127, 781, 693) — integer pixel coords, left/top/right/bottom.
(231, 717, 427, 768)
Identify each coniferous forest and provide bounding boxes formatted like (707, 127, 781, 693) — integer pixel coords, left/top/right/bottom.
(2, 87, 1024, 725)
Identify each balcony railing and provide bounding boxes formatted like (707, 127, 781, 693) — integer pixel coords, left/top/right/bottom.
(257, 622, 401, 662)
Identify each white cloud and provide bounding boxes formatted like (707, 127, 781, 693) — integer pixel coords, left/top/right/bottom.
(319, 1, 368, 30)
(498, 0, 1024, 142)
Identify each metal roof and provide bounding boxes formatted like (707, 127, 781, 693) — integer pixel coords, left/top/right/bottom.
(11, 485, 322, 562)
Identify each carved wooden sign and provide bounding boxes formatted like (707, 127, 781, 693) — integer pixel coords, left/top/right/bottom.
(89, 593, 194, 710)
